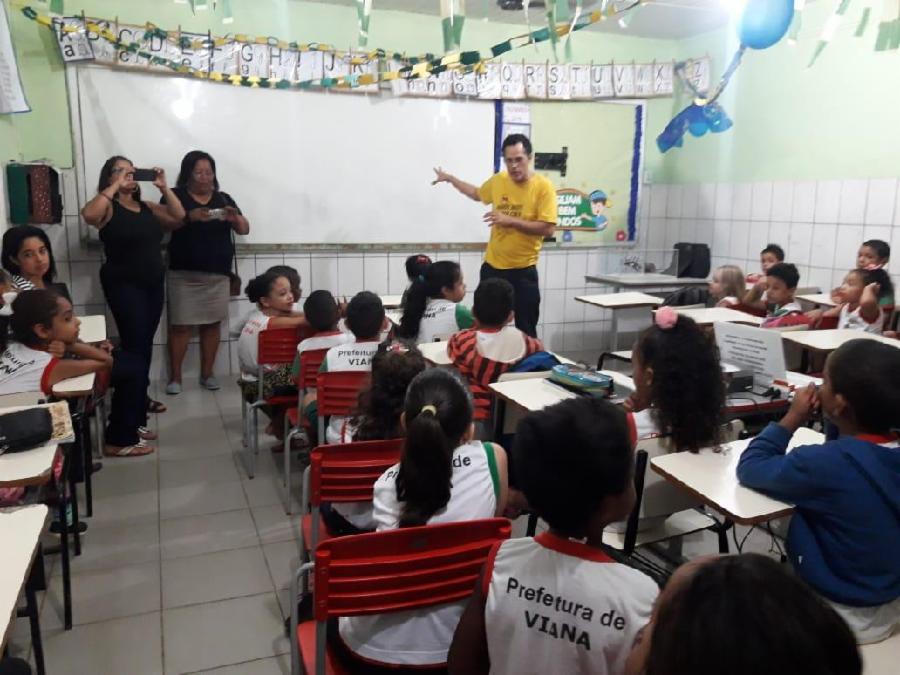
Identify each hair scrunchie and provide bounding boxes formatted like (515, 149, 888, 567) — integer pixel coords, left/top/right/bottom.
(655, 306, 678, 330)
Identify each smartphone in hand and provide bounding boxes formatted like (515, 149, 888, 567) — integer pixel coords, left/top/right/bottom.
(132, 168, 158, 182)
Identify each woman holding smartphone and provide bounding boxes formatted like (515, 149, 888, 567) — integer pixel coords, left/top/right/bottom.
(81, 156, 185, 421)
(162, 150, 250, 395)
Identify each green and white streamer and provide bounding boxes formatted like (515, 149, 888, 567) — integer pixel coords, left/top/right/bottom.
(356, 0, 372, 48)
(440, 0, 465, 52)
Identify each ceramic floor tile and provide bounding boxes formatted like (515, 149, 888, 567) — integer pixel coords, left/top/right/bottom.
(160, 455, 242, 489)
(85, 488, 159, 527)
(41, 612, 163, 675)
(160, 508, 258, 560)
(191, 654, 290, 674)
(68, 518, 161, 572)
(42, 560, 161, 629)
(159, 480, 249, 521)
(251, 504, 302, 545)
(163, 593, 289, 674)
(162, 545, 274, 609)
(262, 540, 304, 591)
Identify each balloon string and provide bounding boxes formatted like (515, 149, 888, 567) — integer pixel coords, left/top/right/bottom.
(706, 45, 746, 104)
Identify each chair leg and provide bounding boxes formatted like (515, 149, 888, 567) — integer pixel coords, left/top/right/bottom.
(290, 566, 301, 675)
(25, 564, 45, 675)
(58, 489, 72, 629)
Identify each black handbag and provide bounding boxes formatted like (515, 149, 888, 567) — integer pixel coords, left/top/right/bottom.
(0, 407, 53, 455)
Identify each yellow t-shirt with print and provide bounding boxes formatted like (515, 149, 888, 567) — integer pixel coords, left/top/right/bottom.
(479, 172, 558, 270)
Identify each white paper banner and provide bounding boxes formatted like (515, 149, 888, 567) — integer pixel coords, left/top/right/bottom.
(50, 19, 687, 101)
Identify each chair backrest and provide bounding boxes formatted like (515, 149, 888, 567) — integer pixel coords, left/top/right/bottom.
(309, 438, 403, 507)
(313, 519, 511, 623)
(258, 326, 304, 367)
(299, 348, 329, 390)
(315, 371, 370, 417)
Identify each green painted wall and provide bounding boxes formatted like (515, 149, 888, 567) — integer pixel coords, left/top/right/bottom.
(657, 2, 900, 184)
(1, 0, 681, 171)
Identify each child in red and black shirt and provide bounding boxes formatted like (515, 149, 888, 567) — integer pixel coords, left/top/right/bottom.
(447, 278, 542, 421)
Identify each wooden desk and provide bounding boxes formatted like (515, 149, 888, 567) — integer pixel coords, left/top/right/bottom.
(419, 340, 578, 368)
(650, 427, 824, 525)
(577, 292, 663, 351)
(0, 505, 48, 658)
(490, 371, 635, 413)
(672, 307, 763, 326)
(51, 372, 96, 397)
(380, 295, 403, 309)
(418, 340, 452, 366)
(78, 314, 107, 344)
(575, 292, 664, 309)
(781, 329, 900, 353)
(586, 273, 709, 290)
(796, 293, 836, 308)
(0, 443, 59, 488)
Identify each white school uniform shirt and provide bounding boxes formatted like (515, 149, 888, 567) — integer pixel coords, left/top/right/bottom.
(838, 304, 883, 334)
(338, 440, 501, 666)
(626, 409, 661, 442)
(237, 309, 271, 380)
(0, 342, 60, 395)
(483, 532, 658, 675)
(235, 302, 302, 336)
(321, 340, 381, 445)
(415, 298, 473, 345)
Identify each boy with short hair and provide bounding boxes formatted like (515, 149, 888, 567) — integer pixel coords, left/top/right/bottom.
(318, 291, 386, 444)
(761, 262, 808, 328)
(447, 278, 542, 419)
(744, 243, 786, 310)
(448, 397, 658, 675)
(293, 290, 351, 385)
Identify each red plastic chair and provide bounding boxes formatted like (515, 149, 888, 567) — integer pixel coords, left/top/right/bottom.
(290, 519, 512, 675)
(300, 438, 403, 556)
(281, 369, 370, 515)
(315, 370, 371, 447)
(243, 325, 309, 479)
(299, 348, 329, 393)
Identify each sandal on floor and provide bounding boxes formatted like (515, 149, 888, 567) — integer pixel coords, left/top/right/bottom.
(104, 440, 155, 457)
(147, 399, 168, 413)
(138, 426, 158, 441)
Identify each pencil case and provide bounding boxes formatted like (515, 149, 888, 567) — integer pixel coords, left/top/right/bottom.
(549, 365, 614, 398)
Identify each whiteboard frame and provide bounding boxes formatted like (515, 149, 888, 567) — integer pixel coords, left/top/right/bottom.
(64, 64, 645, 252)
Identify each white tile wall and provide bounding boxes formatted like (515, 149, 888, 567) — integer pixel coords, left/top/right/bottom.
(655, 178, 900, 299)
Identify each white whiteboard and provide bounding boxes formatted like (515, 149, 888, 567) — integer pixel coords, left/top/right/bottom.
(73, 66, 495, 244)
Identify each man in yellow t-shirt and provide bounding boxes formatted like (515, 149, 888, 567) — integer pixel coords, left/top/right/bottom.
(432, 134, 557, 337)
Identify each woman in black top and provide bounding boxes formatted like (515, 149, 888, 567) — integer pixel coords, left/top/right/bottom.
(163, 150, 250, 395)
(81, 156, 185, 436)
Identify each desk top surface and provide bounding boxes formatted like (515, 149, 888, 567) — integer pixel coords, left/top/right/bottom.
(490, 371, 635, 412)
(796, 293, 837, 307)
(781, 329, 900, 352)
(672, 307, 763, 326)
(0, 442, 59, 487)
(52, 372, 96, 396)
(380, 295, 403, 309)
(0, 505, 48, 650)
(78, 314, 107, 344)
(650, 427, 824, 524)
(575, 292, 665, 308)
(586, 273, 709, 287)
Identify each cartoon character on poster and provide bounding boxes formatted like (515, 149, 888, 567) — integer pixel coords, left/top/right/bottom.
(584, 189, 609, 230)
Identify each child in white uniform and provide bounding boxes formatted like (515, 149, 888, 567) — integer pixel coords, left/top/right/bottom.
(448, 397, 657, 675)
(319, 291, 387, 445)
(808, 268, 891, 334)
(338, 368, 508, 667)
(395, 260, 473, 344)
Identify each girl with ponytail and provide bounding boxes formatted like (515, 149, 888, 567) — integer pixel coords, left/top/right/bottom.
(338, 368, 508, 667)
(396, 260, 472, 344)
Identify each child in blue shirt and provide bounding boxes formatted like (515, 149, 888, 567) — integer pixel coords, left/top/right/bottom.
(737, 338, 900, 644)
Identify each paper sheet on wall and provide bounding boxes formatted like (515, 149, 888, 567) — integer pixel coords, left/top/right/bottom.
(0, 2, 29, 114)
